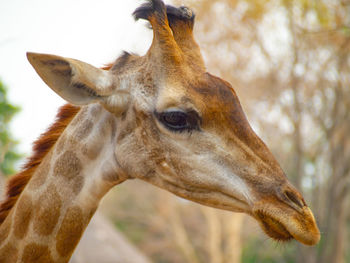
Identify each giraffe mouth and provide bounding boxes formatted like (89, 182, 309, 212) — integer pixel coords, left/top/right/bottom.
(255, 210, 293, 242)
(253, 205, 320, 245)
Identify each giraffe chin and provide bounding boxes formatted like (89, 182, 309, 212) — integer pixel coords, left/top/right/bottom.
(253, 206, 320, 246)
(255, 210, 293, 242)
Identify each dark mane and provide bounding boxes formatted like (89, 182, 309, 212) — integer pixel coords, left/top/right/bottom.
(0, 104, 80, 225)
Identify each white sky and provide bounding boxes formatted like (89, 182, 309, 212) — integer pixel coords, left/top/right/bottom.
(0, 0, 153, 160)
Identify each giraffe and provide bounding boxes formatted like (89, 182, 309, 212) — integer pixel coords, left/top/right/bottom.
(0, 0, 320, 262)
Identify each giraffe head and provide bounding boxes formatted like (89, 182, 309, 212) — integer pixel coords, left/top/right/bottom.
(27, 0, 320, 245)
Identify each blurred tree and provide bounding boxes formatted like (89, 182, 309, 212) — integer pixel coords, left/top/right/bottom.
(0, 80, 21, 176)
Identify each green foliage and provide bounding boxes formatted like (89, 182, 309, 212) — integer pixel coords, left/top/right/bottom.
(0, 80, 21, 176)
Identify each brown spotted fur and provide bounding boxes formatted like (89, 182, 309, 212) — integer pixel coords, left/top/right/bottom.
(0, 104, 80, 225)
(0, 60, 114, 227)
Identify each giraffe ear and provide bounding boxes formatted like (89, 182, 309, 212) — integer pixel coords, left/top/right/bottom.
(26, 52, 128, 113)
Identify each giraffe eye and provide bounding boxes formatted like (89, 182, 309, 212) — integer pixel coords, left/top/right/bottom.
(156, 109, 201, 132)
(162, 111, 187, 129)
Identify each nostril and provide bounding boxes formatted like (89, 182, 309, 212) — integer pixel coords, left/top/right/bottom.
(284, 190, 305, 209)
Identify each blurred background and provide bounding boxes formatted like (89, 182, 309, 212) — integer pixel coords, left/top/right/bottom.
(1, 0, 350, 262)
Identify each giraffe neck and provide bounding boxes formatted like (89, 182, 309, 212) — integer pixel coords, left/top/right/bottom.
(0, 104, 126, 263)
